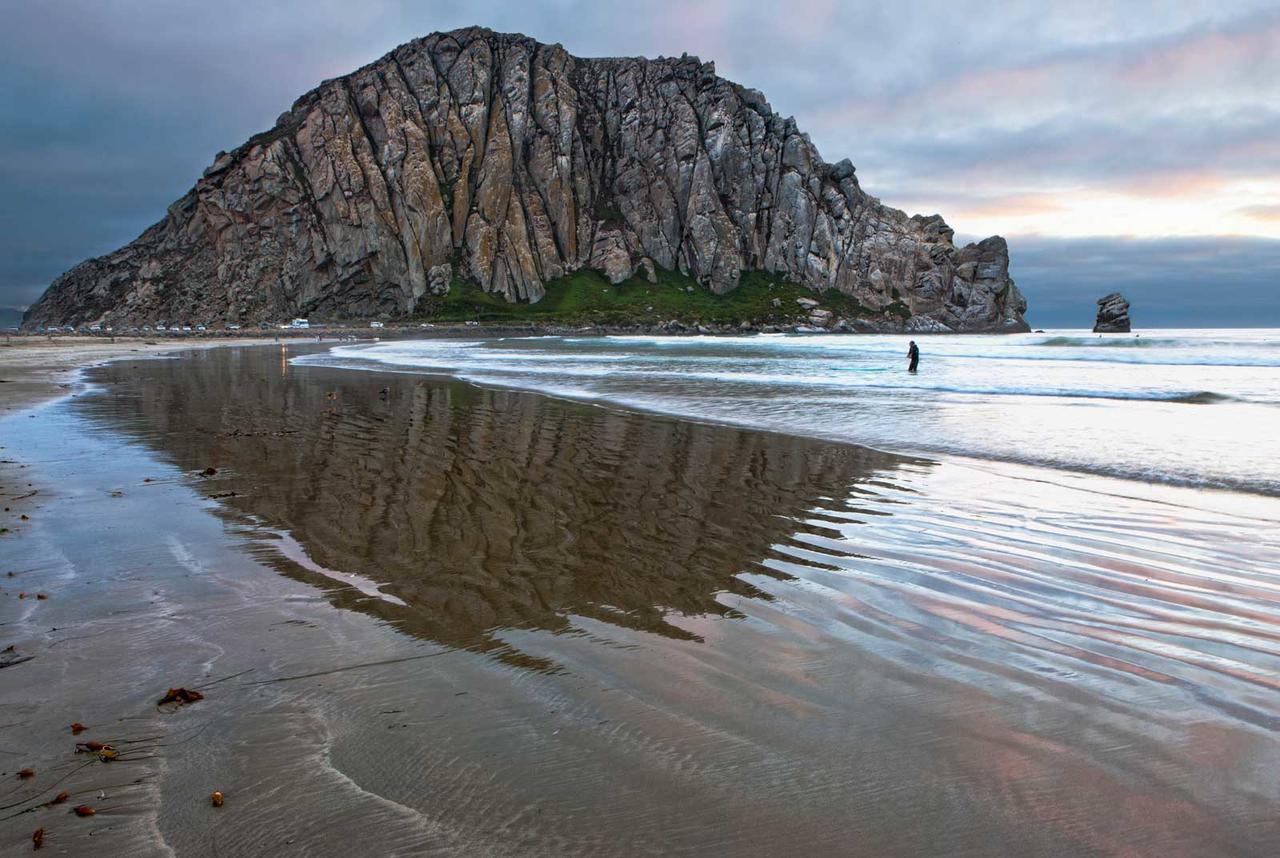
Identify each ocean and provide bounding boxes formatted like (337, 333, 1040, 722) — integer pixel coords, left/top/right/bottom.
(297, 328, 1280, 497)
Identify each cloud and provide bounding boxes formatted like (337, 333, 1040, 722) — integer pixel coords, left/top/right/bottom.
(811, 8, 1280, 130)
(1239, 204, 1280, 223)
(1, 0, 1278, 325)
(993, 235, 1280, 327)
(797, 5, 1280, 243)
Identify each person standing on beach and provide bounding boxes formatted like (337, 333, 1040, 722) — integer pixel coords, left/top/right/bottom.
(907, 340, 920, 373)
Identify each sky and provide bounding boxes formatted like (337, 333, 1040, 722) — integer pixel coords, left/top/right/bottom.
(2, 0, 1278, 327)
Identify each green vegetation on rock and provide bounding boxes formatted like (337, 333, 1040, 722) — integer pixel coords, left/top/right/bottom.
(884, 300, 912, 321)
(412, 267, 882, 327)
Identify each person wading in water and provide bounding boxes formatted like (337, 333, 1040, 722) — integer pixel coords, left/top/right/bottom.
(907, 340, 920, 373)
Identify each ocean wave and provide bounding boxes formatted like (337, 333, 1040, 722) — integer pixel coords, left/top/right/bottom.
(1168, 391, 1235, 404)
(919, 447, 1280, 498)
(1037, 336, 1176, 347)
(295, 332, 1280, 498)
(342, 336, 1280, 370)
(524, 387, 1280, 497)
(589, 390, 1280, 497)
(593, 337, 1280, 368)
(926, 352, 1280, 368)
(301, 352, 1249, 405)
(846, 383, 1241, 403)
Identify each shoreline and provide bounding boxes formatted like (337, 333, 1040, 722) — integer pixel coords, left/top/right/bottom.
(0, 335, 282, 413)
(6, 311, 1034, 344)
(6, 335, 1278, 512)
(299, 338, 1280, 511)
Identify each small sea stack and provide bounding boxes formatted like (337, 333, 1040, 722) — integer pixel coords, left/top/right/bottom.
(1094, 292, 1131, 332)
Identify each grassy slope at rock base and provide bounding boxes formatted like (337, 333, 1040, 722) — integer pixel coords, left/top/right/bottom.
(411, 268, 889, 327)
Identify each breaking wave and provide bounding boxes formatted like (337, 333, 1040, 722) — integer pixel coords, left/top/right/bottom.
(295, 329, 1280, 497)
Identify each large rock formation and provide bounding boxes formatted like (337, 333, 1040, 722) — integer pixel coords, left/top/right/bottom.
(23, 27, 1028, 332)
(1094, 292, 1131, 333)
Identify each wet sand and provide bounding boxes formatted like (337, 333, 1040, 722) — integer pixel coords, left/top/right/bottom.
(0, 336, 279, 412)
(1, 344, 1278, 855)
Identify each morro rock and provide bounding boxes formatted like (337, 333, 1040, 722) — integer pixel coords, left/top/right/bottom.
(1094, 292, 1131, 333)
(23, 27, 1029, 332)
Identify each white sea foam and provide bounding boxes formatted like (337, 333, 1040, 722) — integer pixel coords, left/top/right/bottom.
(293, 329, 1280, 496)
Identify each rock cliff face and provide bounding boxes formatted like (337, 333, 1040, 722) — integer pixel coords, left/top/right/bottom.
(24, 27, 1028, 332)
(1094, 292, 1131, 332)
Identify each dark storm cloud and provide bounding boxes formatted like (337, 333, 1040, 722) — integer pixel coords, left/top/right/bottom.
(846, 109, 1280, 197)
(2, 0, 1278, 325)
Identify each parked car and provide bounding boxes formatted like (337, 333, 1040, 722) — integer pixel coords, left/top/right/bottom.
(370, 321, 385, 329)
(227, 324, 241, 330)
(289, 318, 310, 329)
(196, 324, 207, 332)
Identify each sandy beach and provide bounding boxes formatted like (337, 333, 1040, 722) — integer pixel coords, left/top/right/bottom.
(2, 341, 1278, 856)
(0, 336, 289, 413)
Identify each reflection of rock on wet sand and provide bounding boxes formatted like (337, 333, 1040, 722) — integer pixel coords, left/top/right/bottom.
(84, 347, 909, 663)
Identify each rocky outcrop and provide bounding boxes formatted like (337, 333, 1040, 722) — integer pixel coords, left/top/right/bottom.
(23, 27, 1028, 332)
(1094, 292, 1131, 333)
